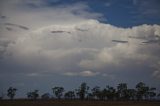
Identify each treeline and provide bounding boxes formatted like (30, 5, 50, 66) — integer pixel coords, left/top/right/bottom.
(1, 82, 160, 101)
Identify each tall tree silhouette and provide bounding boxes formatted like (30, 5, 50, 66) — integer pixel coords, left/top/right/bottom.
(76, 82, 89, 100)
(52, 87, 64, 99)
(136, 82, 149, 100)
(117, 83, 128, 100)
(7, 87, 17, 100)
(105, 85, 116, 100)
(148, 87, 156, 100)
(27, 90, 39, 100)
(91, 86, 103, 100)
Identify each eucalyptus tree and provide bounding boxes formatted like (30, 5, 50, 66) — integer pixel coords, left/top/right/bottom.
(27, 90, 39, 100)
(125, 89, 136, 100)
(64, 91, 75, 100)
(76, 82, 89, 100)
(135, 82, 149, 100)
(91, 86, 106, 100)
(91, 86, 101, 100)
(117, 83, 128, 100)
(147, 87, 156, 100)
(52, 87, 64, 99)
(105, 85, 116, 100)
(7, 87, 17, 100)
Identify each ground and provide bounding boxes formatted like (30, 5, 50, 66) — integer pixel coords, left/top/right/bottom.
(0, 100, 160, 106)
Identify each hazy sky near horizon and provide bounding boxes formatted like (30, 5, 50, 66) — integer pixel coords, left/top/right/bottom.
(0, 0, 160, 98)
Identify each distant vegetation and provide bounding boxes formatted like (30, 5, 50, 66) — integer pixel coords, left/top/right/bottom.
(7, 87, 17, 100)
(1, 82, 160, 101)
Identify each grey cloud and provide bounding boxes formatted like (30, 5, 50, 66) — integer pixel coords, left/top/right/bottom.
(0, 38, 14, 59)
(51, 31, 66, 33)
(0, 15, 6, 19)
(4, 23, 29, 30)
(112, 40, 128, 43)
(5, 27, 13, 31)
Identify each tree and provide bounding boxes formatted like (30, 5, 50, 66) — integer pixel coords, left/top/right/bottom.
(52, 87, 64, 99)
(7, 87, 17, 100)
(105, 85, 116, 100)
(100, 88, 107, 100)
(76, 82, 89, 100)
(64, 91, 75, 100)
(27, 90, 39, 100)
(41, 93, 51, 99)
(125, 89, 136, 100)
(86, 92, 94, 100)
(117, 83, 128, 100)
(91, 86, 104, 100)
(148, 87, 156, 100)
(135, 82, 149, 100)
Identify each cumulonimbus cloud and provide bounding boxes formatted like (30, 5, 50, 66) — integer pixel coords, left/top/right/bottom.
(0, 0, 160, 79)
(1, 19, 160, 78)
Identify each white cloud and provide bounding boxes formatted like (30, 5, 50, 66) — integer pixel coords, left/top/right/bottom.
(80, 71, 100, 77)
(0, 0, 104, 29)
(63, 70, 100, 77)
(0, 0, 160, 79)
(1, 20, 159, 79)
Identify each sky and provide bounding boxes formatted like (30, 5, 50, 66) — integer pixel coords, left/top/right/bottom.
(0, 0, 160, 98)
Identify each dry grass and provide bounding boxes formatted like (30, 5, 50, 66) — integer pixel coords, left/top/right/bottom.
(0, 100, 160, 106)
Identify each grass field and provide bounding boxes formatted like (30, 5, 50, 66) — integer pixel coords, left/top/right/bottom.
(0, 100, 160, 106)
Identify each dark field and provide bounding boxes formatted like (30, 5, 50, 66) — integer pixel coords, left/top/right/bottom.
(0, 100, 160, 106)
